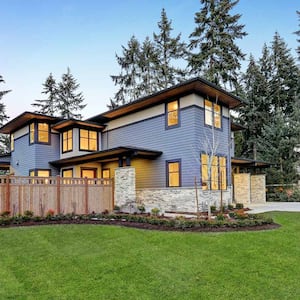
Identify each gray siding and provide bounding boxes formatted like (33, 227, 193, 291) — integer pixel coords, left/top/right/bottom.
(102, 105, 231, 188)
(11, 133, 60, 176)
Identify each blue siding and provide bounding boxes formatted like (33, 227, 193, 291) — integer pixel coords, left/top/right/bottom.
(11, 133, 60, 176)
(102, 105, 231, 188)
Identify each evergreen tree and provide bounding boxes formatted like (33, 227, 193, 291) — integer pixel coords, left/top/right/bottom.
(110, 36, 142, 106)
(153, 8, 187, 89)
(31, 73, 58, 116)
(188, 0, 247, 89)
(0, 75, 10, 154)
(295, 11, 300, 61)
(57, 68, 86, 119)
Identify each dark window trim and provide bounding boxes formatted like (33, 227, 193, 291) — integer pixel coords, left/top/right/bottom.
(166, 159, 181, 187)
(79, 129, 99, 152)
(80, 167, 97, 178)
(165, 99, 181, 130)
(62, 129, 73, 153)
(29, 122, 51, 145)
(204, 99, 222, 129)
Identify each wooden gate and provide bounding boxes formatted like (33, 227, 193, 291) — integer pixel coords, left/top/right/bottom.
(0, 175, 114, 216)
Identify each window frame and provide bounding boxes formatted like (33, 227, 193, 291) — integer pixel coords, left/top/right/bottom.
(165, 99, 180, 129)
(29, 122, 50, 145)
(166, 159, 181, 187)
(204, 99, 222, 129)
(62, 168, 73, 178)
(81, 167, 97, 178)
(29, 169, 51, 177)
(10, 134, 14, 152)
(201, 154, 227, 190)
(62, 129, 73, 153)
(79, 129, 98, 152)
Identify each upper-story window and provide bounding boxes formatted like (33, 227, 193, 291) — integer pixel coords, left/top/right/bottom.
(10, 134, 14, 152)
(29, 122, 50, 144)
(62, 129, 73, 153)
(79, 129, 98, 151)
(205, 100, 221, 129)
(166, 100, 180, 128)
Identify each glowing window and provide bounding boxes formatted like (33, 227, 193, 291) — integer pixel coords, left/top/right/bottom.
(205, 100, 221, 128)
(167, 161, 180, 187)
(80, 129, 98, 151)
(63, 129, 73, 152)
(167, 100, 179, 127)
(10, 134, 14, 152)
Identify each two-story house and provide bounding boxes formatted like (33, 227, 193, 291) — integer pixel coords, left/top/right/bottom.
(0, 77, 266, 212)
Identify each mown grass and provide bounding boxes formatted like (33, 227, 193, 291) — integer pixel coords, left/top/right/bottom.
(0, 212, 299, 299)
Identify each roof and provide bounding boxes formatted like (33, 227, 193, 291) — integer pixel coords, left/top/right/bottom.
(0, 154, 11, 169)
(52, 119, 105, 131)
(231, 157, 272, 168)
(50, 146, 163, 168)
(231, 122, 245, 132)
(0, 112, 63, 134)
(88, 77, 246, 122)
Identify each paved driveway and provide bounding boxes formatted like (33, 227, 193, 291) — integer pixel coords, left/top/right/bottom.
(248, 202, 300, 214)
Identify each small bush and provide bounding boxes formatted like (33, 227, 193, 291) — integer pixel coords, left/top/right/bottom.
(137, 205, 145, 213)
(210, 205, 216, 213)
(216, 213, 225, 221)
(151, 207, 160, 216)
(235, 203, 244, 209)
(227, 204, 234, 211)
(24, 210, 34, 217)
(0, 211, 10, 217)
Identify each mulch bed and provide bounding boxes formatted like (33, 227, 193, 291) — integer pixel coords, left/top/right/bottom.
(0, 219, 281, 232)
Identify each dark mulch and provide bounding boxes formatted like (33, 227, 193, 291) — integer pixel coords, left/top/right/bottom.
(0, 219, 281, 233)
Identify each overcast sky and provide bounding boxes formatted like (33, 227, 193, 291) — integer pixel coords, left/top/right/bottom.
(1, 0, 299, 120)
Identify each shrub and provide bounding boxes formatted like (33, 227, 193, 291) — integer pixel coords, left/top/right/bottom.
(46, 209, 55, 218)
(24, 210, 34, 217)
(137, 205, 145, 213)
(151, 207, 160, 216)
(227, 204, 234, 211)
(235, 203, 244, 209)
(216, 213, 225, 221)
(210, 205, 216, 213)
(0, 211, 10, 217)
(113, 205, 120, 212)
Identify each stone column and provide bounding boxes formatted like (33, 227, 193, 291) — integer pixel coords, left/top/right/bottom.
(114, 167, 136, 207)
(250, 174, 266, 204)
(233, 173, 251, 205)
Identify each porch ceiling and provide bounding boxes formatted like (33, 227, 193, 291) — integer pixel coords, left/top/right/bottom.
(50, 146, 163, 168)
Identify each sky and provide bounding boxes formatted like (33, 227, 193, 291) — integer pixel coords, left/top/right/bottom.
(1, 0, 299, 121)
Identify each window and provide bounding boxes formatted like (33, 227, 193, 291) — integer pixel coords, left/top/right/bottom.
(62, 129, 73, 152)
(102, 169, 110, 185)
(81, 168, 97, 178)
(29, 169, 51, 177)
(166, 100, 179, 128)
(201, 154, 227, 190)
(62, 169, 73, 178)
(29, 122, 50, 144)
(10, 134, 14, 152)
(204, 100, 221, 128)
(167, 160, 181, 187)
(80, 129, 98, 151)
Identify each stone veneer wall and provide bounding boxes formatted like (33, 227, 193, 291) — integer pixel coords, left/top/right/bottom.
(114, 167, 136, 207)
(136, 187, 232, 213)
(233, 173, 251, 205)
(250, 174, 266, 204)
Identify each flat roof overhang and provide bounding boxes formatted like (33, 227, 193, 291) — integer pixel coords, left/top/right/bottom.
(88, 77, 246, 122)
(231, 157, 271, 168)
(50, 146, 163, 168)
(0, 112, 63, 134)
(52, 119, 105, 131)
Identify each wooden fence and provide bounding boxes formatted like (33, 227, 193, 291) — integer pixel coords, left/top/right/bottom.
(0, 175, 114, 216)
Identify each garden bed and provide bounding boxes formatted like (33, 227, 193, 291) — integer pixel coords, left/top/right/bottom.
(0, 210, 279, 232)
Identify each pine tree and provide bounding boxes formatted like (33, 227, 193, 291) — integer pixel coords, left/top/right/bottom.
(110, 36, 142, 106)
(0, 75, 10, 154)
(32, 73, 58, 116)
(188, 0, 247, 89)
(57, 68, 86, 120)
(153, 8, 187, 89)
(295, 11, 300, 61)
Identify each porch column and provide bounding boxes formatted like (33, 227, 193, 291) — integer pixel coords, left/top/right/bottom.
(114, 167, 136, 207)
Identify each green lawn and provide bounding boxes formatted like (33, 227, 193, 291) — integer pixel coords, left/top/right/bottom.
(0, 212, 299, 300)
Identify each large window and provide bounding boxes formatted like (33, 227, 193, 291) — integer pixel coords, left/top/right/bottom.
(201, 154, 227, 190)
(29, 122, 50, 144)
(81, 168, 97, 178)
(166, 100, 179, 128)
(62, 129, 73, 152)
(62, 169, 73, 178)
(167, 160, 181, 187)
(204, 100, 221, 128)
(29, 169, 51, 177)
(79, 129, 98, 151)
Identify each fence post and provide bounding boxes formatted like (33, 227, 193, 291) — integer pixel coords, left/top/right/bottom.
(5, 175, 10, 212)
(85, 177, 89, 214)
(56, 175, 61, 214)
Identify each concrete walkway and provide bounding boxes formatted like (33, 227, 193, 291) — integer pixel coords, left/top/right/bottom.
(248, 202, 300, 214)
